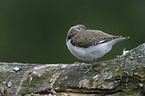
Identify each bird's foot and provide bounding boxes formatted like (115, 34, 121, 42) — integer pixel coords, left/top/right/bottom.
(83, 60, 97, 73)
(84, 64, 93, 73)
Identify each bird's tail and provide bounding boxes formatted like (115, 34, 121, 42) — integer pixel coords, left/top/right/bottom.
(122, 36, 130, 40)
(109, 36, 130, 46)
(117, 36, 130, 40)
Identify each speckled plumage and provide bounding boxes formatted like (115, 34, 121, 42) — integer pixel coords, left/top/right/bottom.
(66, 24, 129, 61)
(67, 25, 129, 48)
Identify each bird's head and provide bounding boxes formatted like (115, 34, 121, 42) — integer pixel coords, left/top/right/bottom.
(68, 24, 86, 35)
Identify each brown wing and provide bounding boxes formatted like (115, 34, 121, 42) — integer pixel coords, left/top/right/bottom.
(71, 30, 122, 48)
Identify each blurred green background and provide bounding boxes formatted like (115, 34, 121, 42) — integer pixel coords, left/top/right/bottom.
(0, 0, 145, 64)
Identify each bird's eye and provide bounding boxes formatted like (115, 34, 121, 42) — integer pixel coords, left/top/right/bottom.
(77, 28, 84, 31)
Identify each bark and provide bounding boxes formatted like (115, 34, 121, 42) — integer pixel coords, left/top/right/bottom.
(1, 43, 145, 96)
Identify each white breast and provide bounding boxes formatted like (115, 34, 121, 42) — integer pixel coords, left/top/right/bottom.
(66, 38, 123, 61)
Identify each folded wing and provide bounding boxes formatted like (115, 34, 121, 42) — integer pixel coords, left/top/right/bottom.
(71, 30, 122, 48)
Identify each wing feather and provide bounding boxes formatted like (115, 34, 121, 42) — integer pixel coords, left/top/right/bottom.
(71, 30, 122, 48)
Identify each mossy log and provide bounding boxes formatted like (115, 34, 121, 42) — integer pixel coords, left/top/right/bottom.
(1, 43, 145, 96)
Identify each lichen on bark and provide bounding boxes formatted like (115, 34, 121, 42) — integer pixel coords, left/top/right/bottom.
(0, 43, 145, 96)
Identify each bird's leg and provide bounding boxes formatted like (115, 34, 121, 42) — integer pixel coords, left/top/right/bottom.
(92, 59, 97, 63)
(84, 59, 96, 73)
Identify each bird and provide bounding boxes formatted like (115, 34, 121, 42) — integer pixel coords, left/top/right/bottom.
(66, 24, 129, 62)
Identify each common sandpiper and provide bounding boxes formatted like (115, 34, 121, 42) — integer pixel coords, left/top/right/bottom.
(66, 24, 129, 62)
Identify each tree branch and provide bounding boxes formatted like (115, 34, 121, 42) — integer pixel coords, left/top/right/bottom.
(1, 43, 145, 96)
